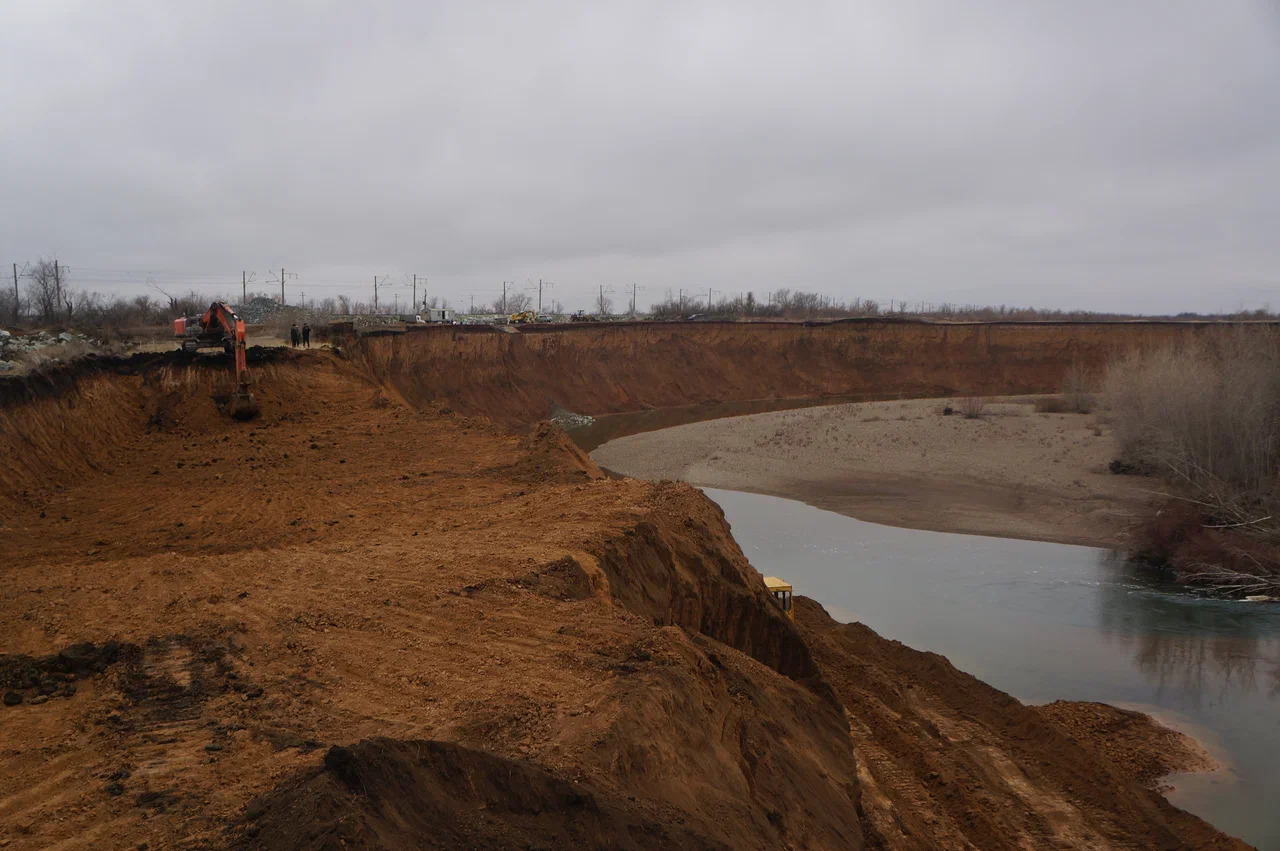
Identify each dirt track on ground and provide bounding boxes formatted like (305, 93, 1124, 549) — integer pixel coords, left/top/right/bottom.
(0, 342, 1249, 849)
(592, 397, 1149, 547)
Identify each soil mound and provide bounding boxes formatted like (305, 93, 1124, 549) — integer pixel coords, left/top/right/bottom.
(236, 738, 726, 850)
(1038, 701, 1219, 786)
(504, 420, 604, 484)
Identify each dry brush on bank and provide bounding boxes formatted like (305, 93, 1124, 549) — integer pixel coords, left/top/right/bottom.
(1103, 329, 1280, 596)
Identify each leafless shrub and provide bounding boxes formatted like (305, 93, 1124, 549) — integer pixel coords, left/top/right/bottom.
(959, 396, 987, 419)
(1104, 328, 1280, 595)
(1061, 361, 1094, 413)
(1031, 363, 1095, 413)
(1102, 329, 1280, 499)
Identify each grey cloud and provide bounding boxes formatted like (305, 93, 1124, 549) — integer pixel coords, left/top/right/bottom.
(2, 1, 1278, 313)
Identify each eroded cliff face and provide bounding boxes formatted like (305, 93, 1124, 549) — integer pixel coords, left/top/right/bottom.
(352, 319, 1214, 424)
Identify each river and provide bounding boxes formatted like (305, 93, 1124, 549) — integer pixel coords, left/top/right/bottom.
(702, 487, 1280, 850)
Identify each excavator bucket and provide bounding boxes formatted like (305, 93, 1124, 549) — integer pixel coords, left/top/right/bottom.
(228, 382, 260, 420)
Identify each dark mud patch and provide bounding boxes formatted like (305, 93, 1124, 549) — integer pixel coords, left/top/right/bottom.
(0, 641, 126, 706)
(115, 634, 240, 729)
(234, 737, 726, 850)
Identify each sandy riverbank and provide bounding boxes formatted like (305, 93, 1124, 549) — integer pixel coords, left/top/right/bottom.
(591, 396, 1151, 548)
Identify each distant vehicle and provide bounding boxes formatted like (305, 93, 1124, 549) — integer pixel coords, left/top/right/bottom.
(398, 314, 425, 324)
(535, 313, 552, 323)
(509, 310, 537, 324)
(570, 310, 599, 322)
(686, 313, 704, 320)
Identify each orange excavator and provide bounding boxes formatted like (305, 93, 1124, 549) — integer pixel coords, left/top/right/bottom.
(173, 302, 259, 419)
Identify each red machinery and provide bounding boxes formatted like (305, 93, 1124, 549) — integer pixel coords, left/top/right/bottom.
(173, 302, 259, 419)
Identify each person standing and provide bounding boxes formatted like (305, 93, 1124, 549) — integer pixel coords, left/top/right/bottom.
(289, 323, 300, 348)
(302, 323, 311, 348)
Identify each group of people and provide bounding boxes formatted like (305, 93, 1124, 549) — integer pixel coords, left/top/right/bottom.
(290, 322, 312, 348)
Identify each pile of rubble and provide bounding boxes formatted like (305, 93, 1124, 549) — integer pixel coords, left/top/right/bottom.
(232, 296, 296, 324)
(548, 404, 595, 429)
(0, 329, 102, 373)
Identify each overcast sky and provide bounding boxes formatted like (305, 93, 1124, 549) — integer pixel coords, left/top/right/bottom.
(3, 1, 1279, 314)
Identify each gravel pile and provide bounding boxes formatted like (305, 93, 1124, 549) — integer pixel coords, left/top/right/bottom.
(232, 296, 300, 323)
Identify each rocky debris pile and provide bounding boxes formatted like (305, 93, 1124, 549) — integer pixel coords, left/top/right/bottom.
(233, 296, 294, 324)
(548, 403, 595, 429)
(0, 329, 102, 372)
(233, 296, 342, 325)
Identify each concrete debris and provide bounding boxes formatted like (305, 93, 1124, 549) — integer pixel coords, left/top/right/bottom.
(1, 331, 98, 354)
(233, 296, 296, 324)
(0, 330, 107, 374)
(548, 405, 594, 429)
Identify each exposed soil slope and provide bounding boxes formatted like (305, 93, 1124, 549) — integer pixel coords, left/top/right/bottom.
(796, 599, 1242, 850)
(0, 347, 1247, 849)
(351, 319, 1218, 426)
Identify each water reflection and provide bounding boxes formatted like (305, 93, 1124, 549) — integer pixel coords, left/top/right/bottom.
(1094, 555, 1280, 702)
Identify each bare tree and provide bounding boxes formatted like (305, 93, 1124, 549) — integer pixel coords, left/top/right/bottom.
(25, 258, 61, 322)
(336, 294, 351, 314)
(506, 291, 533, 313)
(596, 291, 613, 315)
(132, 295, 156, 323)
(0, 287, 18, 323)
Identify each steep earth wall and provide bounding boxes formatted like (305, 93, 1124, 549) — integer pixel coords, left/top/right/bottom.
(352, 319, 1224, 425)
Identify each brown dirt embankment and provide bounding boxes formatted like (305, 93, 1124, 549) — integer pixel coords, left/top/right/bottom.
(351, 319, 1220, 426)
(0, 350, 1247, 849)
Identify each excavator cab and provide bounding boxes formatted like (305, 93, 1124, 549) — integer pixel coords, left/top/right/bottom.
(764, 576, 794, 621)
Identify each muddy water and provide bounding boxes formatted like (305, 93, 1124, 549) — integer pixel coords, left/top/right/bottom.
(704, 488, 1280, 850)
